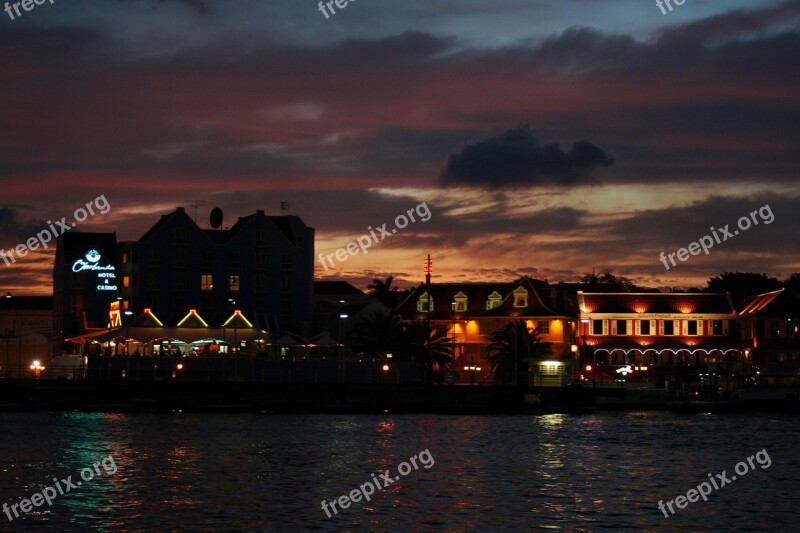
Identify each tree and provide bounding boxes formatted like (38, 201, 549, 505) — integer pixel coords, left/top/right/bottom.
(487, 320, 552, 386)
(400, 320, 454, 384)
(350, 310, 403, 359)
(368, 276, 401, 309)
(785, 273, 800, 295)
(705, 272, 783, 307)
(579, 271, 648, 292)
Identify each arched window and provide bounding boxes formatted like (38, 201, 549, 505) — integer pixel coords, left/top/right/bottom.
(513, 287, 528, 308)
(453, 291, 468, 312)
(486, 291, 503, 310)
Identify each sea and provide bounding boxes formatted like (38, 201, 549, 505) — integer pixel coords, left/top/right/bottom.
(0, 411, 798, 532)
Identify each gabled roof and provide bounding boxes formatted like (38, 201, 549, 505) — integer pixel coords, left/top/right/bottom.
(738, 289, 800, 316)
(314, 281, 367, 297)
(579, 292, 735, 315)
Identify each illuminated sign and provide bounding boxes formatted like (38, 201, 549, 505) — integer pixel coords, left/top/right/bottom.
(72, 249, 118, 292)
(109, 301, 122, 327)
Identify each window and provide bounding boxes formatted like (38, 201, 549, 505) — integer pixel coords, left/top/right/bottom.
(201, 274, 213, 291)
(175, 272, 186, 289)
(122, 250, 138, 264)
(229, 275, 240, 292)
(513, 288, 528, 308)
(229, 253, 239, 268)
(537, 320, 550, 334)
(281, 274, 291, 291)
(663, 320, 675, 336)
(147, 272, 158, 290)
(615, 320, 628, 335)
(768, 320, 784, 338)
(486, 291, 503, 310)
(453, 291, 468, 312)
(256, 252, 267, 268)
(255, 230, 266, 245)
(175, 227, 186, 243)
(256, 274, 267, 292)
(201, 252, 212, 267)
(417, 292, 434, 312)
(687, 320, 698, 336)
(479, 321, 491, 336)
(147, 250, 158, 267)
(123, 275, 131, 288)
(640, 320, 651, 335)
(592, 320, 605, 335)
(712, 320, 725, 336)
(281, 254, 292, 269)
(793, 322, 800, 338)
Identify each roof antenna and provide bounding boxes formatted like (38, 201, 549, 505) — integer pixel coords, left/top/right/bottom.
(190, 200, 207, 224)
(281, 201, 290, 216)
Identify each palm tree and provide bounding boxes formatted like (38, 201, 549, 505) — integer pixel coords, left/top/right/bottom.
(350, 310, 403, 359)
(367, 276, 401, 309)
(401, 320, 454, 384)
(487, 320, 552, 386)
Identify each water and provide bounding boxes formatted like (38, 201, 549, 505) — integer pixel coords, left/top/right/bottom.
(0, 411, 798, 531)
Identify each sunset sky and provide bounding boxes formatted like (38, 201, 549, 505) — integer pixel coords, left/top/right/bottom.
(1, 0, 798, 295)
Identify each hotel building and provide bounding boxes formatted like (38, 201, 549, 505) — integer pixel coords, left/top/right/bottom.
(53, 207, 314, 354)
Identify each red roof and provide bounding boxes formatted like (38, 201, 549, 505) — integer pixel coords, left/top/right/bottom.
(579, 292, 735, 314)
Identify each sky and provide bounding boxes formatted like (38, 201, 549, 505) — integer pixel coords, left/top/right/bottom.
(0, 0, 798, 295)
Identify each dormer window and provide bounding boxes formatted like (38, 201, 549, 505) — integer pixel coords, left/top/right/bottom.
(486, 291, 503, 310)
(417, 292, 434, 312)
(453, 291, 468, 312)
(513, 287, 528, 308)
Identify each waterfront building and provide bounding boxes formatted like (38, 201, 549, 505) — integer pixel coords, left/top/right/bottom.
(736, 288, 800, 373)
(577, 291, 739, 385)
(0, 295, 53, 377)
(395, 278, 575, 385)
(53, 207, 314, 355)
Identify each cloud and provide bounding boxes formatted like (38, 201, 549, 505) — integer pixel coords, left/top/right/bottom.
(439, 125, 614, 189)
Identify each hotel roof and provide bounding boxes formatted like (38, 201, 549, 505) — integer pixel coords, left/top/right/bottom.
(578, 292, 735, 315)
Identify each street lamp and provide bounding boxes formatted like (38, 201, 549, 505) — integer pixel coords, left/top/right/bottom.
(228, 298, 237, 355)
(580, 318, 590, 382)
(339, 313, 348, 383)
(3, 292, 10, 377)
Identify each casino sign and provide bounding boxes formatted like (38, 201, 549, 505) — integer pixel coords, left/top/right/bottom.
(72, 249, 118, 291)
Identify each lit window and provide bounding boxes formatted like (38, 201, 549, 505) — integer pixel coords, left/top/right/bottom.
(417, 292, 434, 312)
(201, 274, 213, 291)
(479, 321, 491, 336)
(123, 275, 131, 288)
(453, 291, 468, 312)
(513, 288, 528, 308)
(229, 275, 240, 292)
(486, 291, 503, 310)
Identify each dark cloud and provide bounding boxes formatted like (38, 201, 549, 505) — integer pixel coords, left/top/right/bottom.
(439, 125, 614, 189)
(0, 207, 46, 249)
(155, 0, 212, 15)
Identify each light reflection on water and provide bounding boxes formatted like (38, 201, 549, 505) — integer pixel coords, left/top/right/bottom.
(0, 411, 798, 531)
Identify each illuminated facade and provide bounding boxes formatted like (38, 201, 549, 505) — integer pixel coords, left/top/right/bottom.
(736, 289, 800, 368)
(53, 207, 314, 354)
(577, 292, 739, 384)
(395, 278, 575, 385)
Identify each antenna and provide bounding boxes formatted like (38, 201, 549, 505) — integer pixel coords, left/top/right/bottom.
(281, 201, 290, 216)
(190, 200, 207, 224)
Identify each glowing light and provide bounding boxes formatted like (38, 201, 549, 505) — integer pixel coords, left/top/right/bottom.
(176, 363, 184, 371)
(543, 360, 562, 367)
(222, 310, 254, 328)
(143, 308, 164, 327)
(177, 309, 209, 328)
(381, 364, 390, 372)
(585, 365, 592, 372)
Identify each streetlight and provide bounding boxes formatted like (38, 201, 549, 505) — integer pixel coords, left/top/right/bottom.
(339, 313, 348, 383)
(3, 292, 10, 377)
(580, 318, 590, 382)
(228, 298, 237, 355)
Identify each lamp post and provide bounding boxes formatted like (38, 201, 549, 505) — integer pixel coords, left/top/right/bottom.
(339, 313, 348, 383)
(228, 298, 237, 355)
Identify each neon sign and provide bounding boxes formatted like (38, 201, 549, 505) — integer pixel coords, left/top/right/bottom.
(72, 249, 117, 291)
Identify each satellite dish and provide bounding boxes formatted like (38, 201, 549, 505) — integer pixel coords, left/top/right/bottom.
(209, 207, 223, 229)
